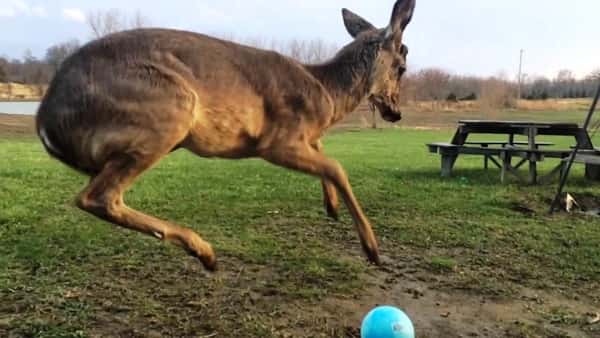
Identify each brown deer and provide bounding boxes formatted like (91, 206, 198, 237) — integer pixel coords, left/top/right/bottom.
(36, 0, 416, 271)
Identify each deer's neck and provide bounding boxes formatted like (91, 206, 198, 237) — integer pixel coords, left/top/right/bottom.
(305, 47, 375, 121)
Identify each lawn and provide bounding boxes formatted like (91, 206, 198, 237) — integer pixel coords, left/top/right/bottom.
(1, 129, 600, 337)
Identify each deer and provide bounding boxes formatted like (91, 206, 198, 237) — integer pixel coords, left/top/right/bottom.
(36, 0, 416, 271)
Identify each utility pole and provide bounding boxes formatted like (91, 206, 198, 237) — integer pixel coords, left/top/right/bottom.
(517, 49, 524, 100)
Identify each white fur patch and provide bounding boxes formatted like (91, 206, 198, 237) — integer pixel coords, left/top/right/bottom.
(384, 26, 393, 39)
(39, 127, 61, 156)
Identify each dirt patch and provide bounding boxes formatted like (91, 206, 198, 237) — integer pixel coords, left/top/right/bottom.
(7, 252, 593, 338)
(565, 193, 600, 215)
(509, 202, 537, 216)
(315, 252, 598, 338)
(0, 113, 35, 136)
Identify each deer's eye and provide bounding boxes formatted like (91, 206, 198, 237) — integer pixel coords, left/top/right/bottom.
(400, 44, 409, 57)
(397, 66, 406, 80)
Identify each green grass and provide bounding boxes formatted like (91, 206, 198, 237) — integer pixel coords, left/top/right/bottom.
(1, 129, 600, 336)
(428, 256, 458, 273)
(399, 103, 595, 129)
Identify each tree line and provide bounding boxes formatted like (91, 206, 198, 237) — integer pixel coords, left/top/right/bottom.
(0, 9, 149, 85)
(522, 70, 599, 100)
(398, 68, 599, 107)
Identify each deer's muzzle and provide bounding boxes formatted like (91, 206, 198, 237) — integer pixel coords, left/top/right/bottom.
(369, 96, 402, 123)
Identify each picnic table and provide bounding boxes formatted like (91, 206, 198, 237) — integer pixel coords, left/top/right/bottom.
(427, 120, 600, 184)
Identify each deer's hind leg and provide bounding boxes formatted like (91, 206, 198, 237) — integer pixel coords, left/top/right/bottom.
(76, 149, 217, 271)
(314, 141, 339, 220)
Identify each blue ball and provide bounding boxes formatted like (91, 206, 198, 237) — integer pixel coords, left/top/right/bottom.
(361, 306, 415, 338)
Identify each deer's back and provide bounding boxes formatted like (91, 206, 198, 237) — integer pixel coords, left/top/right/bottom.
(36, 29, 334, 172)
(40, 28, 333, 125)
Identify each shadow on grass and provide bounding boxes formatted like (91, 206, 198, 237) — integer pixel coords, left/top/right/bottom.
(380, 166, 595, 189)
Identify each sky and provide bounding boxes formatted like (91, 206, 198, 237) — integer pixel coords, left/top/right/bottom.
(1, 0, 599, 79)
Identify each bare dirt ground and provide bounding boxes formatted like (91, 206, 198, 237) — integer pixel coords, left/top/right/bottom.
(0, 113, 35, 135)
(6, 245, 594, 337)
(13, 247, 594, 338)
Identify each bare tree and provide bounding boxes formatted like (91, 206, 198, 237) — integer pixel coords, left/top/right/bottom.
(397, 71, 418, 103)
(479, 76, 517, 109)
(45, 39, 80, 73)
(213, 32, 338, 65)
(414, 68, 451, 103)
(23, 49, 36, 64)
(447, 75, 481, 99)
(131, 10, 149, 29)
(301, 39, 338, 64)
(0, 57, 7, 82)
(524, 76, 552, 99)
(19, 50, 52, 84)
(87, 9, 150, 39)
(556, 69, 575, 83)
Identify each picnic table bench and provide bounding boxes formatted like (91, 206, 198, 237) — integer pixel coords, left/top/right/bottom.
(464, 141, 554, 170)
(427, 120, 600, 184)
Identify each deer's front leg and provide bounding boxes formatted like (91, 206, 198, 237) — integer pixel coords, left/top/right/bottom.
(314, 141, 339, 221)
(261, 143, 380, 265)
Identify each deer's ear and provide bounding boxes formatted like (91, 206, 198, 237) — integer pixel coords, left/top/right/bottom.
(388, 0, 416, 36)
(342, 8, 375, 38)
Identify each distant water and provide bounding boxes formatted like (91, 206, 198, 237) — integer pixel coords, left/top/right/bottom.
(0, 101, 40, 115)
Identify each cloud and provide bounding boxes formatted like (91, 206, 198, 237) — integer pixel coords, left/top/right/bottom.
(11, 0, 28, 12)
(0, 0, 47, 18)
(0, 8, 16, 17)
(62, 8, 86, 23)
(31, 6, 47, 17)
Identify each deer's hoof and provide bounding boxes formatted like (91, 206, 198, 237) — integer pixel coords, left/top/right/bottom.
(190, 251, 217, 272)
(326, 204, 340, 221)
(327, 210, 340, 221)
(363, 245, 381, 266)
(201, 254, 218, 272)
(369, 253, 382, 266)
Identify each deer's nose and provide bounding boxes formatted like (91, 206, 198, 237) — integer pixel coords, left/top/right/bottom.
(382, 109, 401, 123)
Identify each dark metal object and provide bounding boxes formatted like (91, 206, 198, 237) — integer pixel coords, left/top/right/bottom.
(550, 81, 600, 213)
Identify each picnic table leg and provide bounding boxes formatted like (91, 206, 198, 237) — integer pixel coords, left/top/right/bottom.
(482, 144, 489, 170)
(528, 128, 538, 184)
(529, 159, 538, 184)
(451, 128, 468, 145)
(441, 154, 457, 177)
(585, 165, 600, 180)
(573, 129, 600, 180)
(503, 134, 514, 183)
(500, 151, 510, 183)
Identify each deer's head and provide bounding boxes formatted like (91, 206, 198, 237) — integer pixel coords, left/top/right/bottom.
(342, 0, 415, 123)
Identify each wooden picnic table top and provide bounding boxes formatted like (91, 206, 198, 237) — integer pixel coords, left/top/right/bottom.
(464, 141, 554, 146)
(454, 119, 590, 143)
(458, 120, 580, 129)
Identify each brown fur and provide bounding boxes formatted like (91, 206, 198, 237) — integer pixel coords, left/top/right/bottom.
(36, 0, 416, 270)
